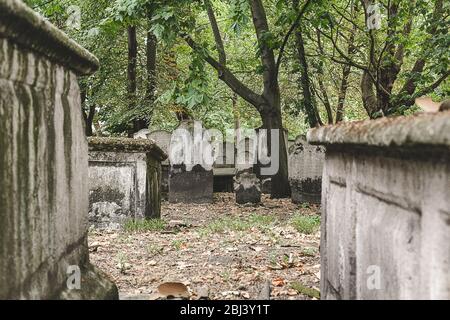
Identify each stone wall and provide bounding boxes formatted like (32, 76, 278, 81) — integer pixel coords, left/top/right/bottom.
(88, 137, 167, 229)
(0, 0, 117, 299)
(308, 111, 450, 300)
(288, 135, 325, 204)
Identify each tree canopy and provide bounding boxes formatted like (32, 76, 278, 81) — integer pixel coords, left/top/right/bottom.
(24, 0, 449, 138)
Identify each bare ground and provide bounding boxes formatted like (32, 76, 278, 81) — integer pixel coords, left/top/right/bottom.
(88, 193, 321, 300)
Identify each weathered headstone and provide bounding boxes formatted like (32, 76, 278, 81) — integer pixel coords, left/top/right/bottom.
(0, 0, 117, 299)
(148, 130, 172, 200)
(88, 137, 167, 229)
(213, 141, 236, 192)
(168, 120, 213, 203)
(234, 173, 261, 204)
(236, 136, 256, 173)
(261, 178, 272, 194)
(288, 135, 325, 204)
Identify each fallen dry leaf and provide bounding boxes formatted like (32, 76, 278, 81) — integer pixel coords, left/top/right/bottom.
(157, 282, 190, 299)
(272, 277, 285, 287)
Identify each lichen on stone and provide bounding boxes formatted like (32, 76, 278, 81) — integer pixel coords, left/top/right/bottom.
(307, 111, 450, 149)
(87, 137, 167, 161)
(0, 0, 99, 76)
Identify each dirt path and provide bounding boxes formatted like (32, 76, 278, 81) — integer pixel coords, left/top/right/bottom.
(88, 193, 321, 300)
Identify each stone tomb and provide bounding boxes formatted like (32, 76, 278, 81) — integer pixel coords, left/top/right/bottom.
(308, 111, 450, 300)
(88, 137, 167, 229)
(288, 135, 325, 204)
(0, 0, 117, 299)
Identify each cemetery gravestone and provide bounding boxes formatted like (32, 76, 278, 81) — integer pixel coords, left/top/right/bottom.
(288, 135, 325, 204)
(168, 120, 213, 203)
(234, 136, 261, 203)
(234, 172, 261, 204)
(213, 141, 236, 193)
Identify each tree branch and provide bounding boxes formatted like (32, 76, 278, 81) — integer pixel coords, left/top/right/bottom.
(400, 70, 450, 107)
(181, 33, 265, 110)
(249, 0, 278, 87)
(275, 0, 312, 75)
(204, 0, 226, 66)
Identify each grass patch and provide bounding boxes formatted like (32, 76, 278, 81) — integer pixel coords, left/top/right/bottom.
(291, 214, 320, 234)
(301, 247, 318, 257)
(171, 240, 184, 251)
(291, 282, 320, 299)
(124, 218, 166, 233)
(198, 213, 276, 236)
(146, 244, 164, 256)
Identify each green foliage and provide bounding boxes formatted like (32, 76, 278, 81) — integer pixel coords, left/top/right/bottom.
(291, 214, 320, 235)
(123, 218, 167, 233)
(22, 0, 449, 136)
(291, 282, 320, 299)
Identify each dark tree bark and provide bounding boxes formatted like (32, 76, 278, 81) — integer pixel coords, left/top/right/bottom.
(127, 25, 140, 136)
(316, 74, 333, 124)
(249, 0, 290, 198)
(361, 70, 378, 117)
(360, 0, 448, 116)
(182, 0, 312, 198)
(294, 22, 322, 127)
(145, 8, 157, 124)
(335, 31, 356, 122)
(80, 87, 95, 136)
(293, 0, 322, 128)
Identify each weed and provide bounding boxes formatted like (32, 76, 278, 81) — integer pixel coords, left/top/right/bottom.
(291, 282, 320, 299)
(123, 218, 166, 233)
(291, 214, 320, 234)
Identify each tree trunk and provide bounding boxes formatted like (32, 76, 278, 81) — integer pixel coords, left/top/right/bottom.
(127, 25, 142, 137)
(361, 70, 379, 118)
(294, 24, 321, 127)
(184, 0, 291, 198)
(259, 105, 290, 199)
(80, 87, 95, 136)
(316, 72, 333, 124)
(145, 9, 157, 123)
(335, 31, 356, 122)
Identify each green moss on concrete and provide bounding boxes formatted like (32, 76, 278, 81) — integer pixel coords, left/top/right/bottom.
(0, 0, 99, 76)
(87, 137, 167, 161)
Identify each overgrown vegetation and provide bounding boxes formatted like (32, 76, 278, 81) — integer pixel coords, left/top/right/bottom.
(291, 214, 320, 234)
(123, 218, 166, 233)
(291, 282, 320, 299)
(23, 0, 449, 139)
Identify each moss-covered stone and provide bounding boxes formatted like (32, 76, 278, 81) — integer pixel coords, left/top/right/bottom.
(87, 137, 167, 161)
(307, 111, 450, 149)
(0, 0, 99, 76)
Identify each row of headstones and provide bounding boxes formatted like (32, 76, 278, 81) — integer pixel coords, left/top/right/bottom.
(134, 122, 325, 205)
